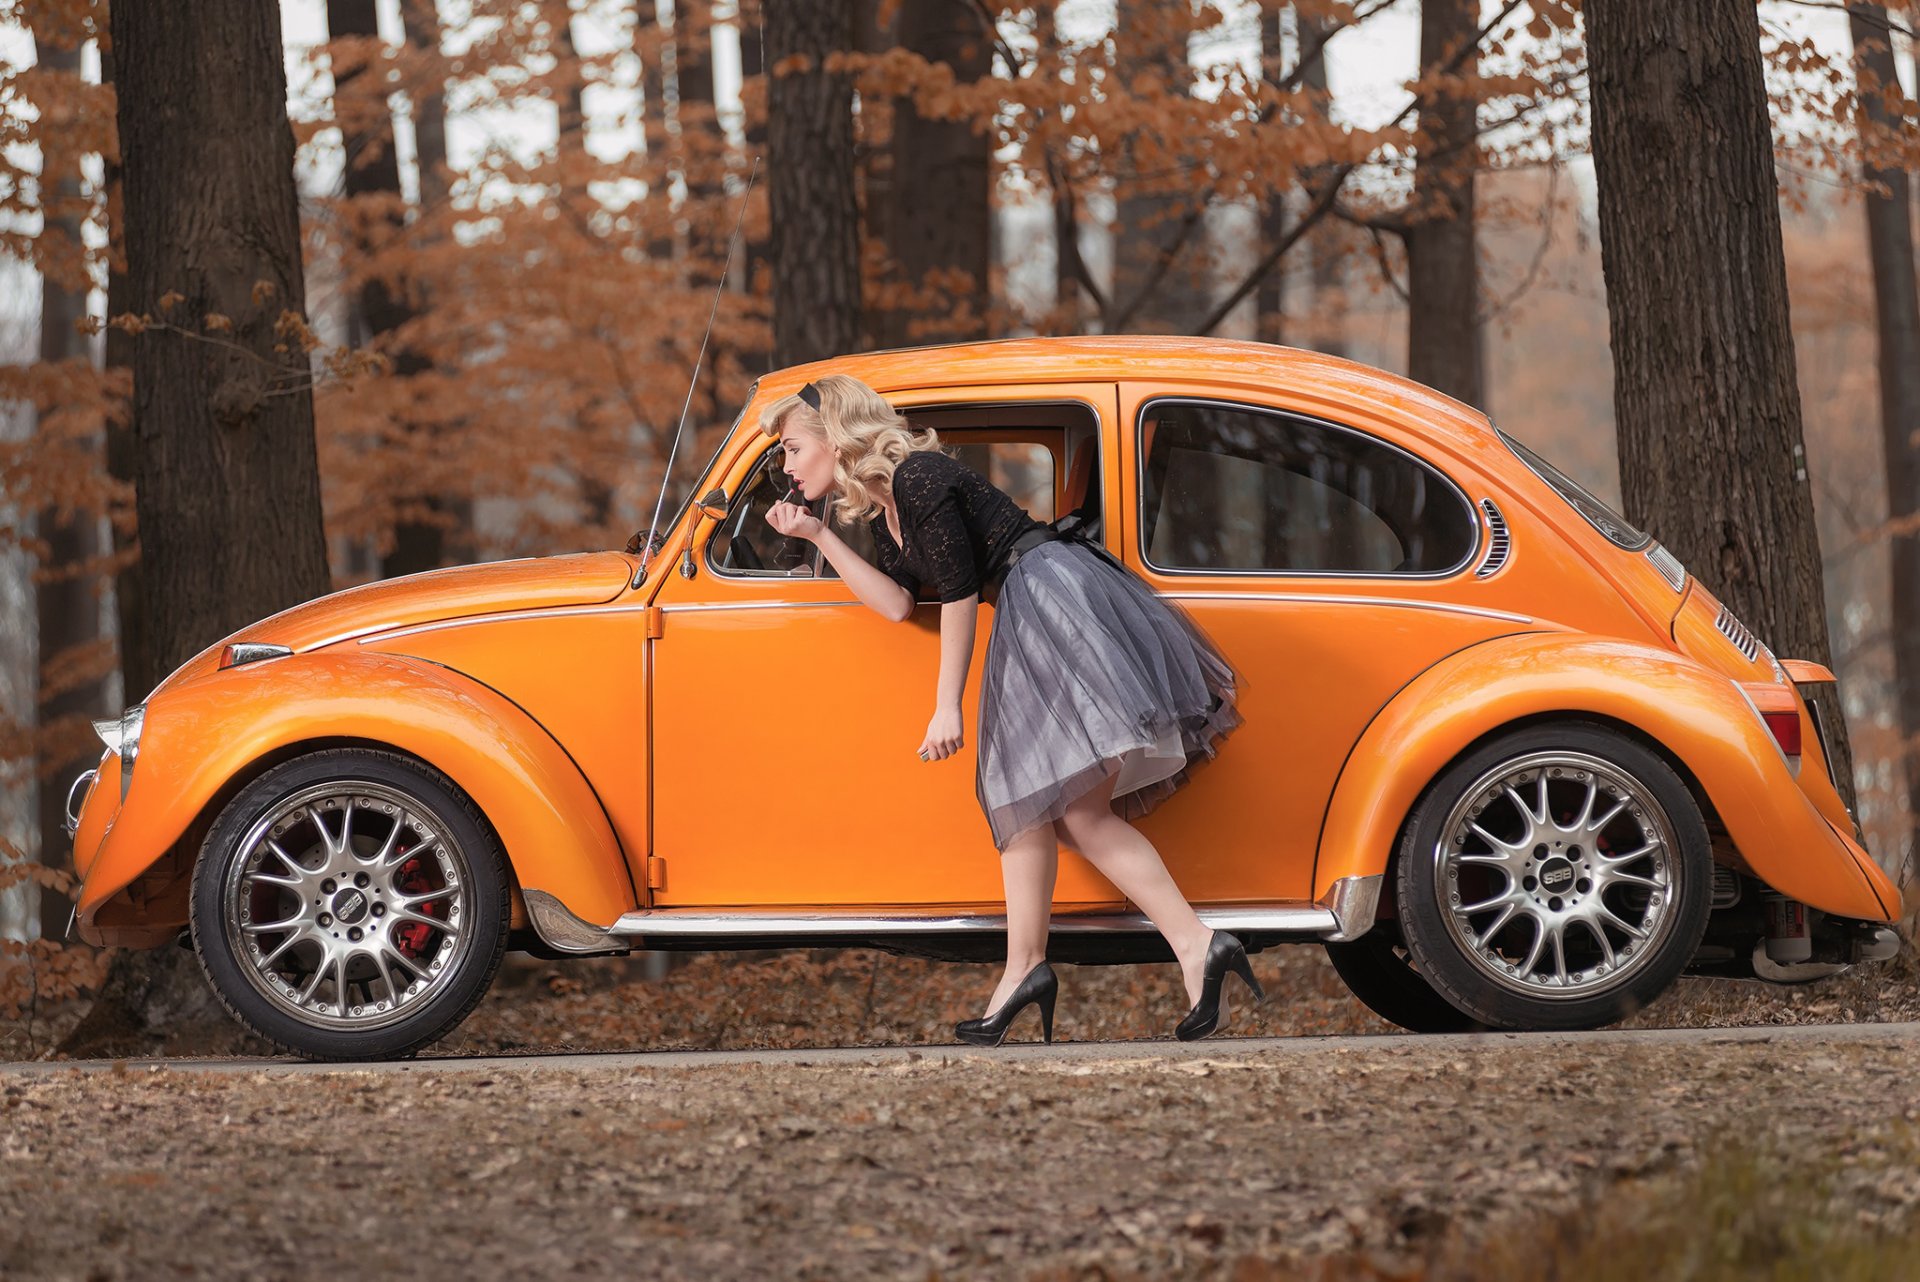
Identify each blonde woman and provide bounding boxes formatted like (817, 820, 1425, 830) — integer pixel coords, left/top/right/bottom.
(759, 373, 1256, 1044)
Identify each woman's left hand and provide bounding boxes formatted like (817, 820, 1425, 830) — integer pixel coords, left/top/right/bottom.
(917, 704, 965, 762)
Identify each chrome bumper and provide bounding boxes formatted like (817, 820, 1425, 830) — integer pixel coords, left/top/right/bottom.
(64, 767, 98, 838)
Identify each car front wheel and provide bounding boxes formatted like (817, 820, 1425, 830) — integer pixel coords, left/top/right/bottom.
(1394, 722, 1711, 1031)
(188, 747, 510, 1060)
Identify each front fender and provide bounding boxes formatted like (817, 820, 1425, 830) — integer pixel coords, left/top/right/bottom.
(74, 651, 639, 940)
(1314, 633, 1897, 921)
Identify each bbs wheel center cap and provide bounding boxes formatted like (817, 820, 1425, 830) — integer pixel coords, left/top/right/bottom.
(1537, 857, 1575, 896)
(331, 888, 370, 925)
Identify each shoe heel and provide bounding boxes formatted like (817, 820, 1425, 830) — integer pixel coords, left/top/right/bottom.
(1039, 984, 1056, 1044)
(1228, 947, 1265, 1003)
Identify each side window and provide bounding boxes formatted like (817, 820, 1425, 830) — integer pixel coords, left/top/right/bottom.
(949, 442, 1056, 523)
(706, 439, 1058, 579)
(1138, 399, 1477, 575)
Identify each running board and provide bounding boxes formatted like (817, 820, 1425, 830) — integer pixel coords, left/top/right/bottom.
(521, 876, 1382, 956)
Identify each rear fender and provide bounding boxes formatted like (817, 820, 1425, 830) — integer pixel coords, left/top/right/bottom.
(1315, 633, 1897, 921)
(73, 652, 639, 941)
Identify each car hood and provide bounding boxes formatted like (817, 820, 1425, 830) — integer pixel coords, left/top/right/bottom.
(151, 552, 636, 696)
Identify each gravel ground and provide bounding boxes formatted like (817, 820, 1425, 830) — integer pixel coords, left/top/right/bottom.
(11, 935, 1920, 1063)
(6, 1026, 1920, 1279)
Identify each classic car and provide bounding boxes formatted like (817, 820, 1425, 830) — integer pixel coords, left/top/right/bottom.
(64, 335, 1902, 1059)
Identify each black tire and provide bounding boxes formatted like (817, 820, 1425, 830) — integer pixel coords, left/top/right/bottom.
(1324, 925, 1485, 1033)
(1394, 720, 1711, 1031)
(188, 747, 510, 1061)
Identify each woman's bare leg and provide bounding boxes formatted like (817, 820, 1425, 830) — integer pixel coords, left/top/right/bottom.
(979, 819, 1059, 1017)
(1057, 771, 1215, 1007)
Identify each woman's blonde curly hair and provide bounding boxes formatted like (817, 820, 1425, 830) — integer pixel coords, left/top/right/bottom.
(757, 372, 943, 527)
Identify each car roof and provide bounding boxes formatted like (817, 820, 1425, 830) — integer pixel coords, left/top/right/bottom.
(769, 334, 1493, 450)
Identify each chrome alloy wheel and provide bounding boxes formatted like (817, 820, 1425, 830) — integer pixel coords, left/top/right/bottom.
(221, 781, 473, 1030)
(1433, 750, 1678, 998)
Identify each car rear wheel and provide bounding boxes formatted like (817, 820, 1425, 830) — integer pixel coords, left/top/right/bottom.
(188, 748, 510, 1061)
(1395, 722, 1711, 1031)
(1324, 925, 1484, 1033)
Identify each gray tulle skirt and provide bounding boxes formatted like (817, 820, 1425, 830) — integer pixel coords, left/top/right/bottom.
(975, 537, 1244, 852)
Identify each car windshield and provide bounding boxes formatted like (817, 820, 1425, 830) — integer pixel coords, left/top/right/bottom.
(1495, 425, 1651, 551)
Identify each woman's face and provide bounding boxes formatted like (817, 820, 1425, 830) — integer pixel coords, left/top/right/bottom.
(777, 416, 835, 502)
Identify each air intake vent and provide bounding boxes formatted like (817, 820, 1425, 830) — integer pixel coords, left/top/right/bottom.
(1715, 605, 1759, 661)
(1710, 865, 1741, 909)
(1475, 499, 1511, 578)
(1646, 542, 1685, 591)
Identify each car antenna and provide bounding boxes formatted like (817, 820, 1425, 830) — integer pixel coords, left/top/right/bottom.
(631, 155, 759, 590)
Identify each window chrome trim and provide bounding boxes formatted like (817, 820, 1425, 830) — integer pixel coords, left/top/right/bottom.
(1132, 395, 1482, 581)
(703, 396, 1101, 585)
(1494, 423, 1654, 552)
(1646, 542, 1687, 592)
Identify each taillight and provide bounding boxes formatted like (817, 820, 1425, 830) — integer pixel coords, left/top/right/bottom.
(1762, 710, 1802, 757)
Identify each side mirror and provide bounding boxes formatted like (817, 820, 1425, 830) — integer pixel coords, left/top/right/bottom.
(697, 487, 729, 520)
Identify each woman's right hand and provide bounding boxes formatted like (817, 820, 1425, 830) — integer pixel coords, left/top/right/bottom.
(765, 500, 825, 543)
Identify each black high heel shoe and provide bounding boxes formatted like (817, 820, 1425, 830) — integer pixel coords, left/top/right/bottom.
(1174, 929, 1264, 1041)
(955, 960, 1057, 1046)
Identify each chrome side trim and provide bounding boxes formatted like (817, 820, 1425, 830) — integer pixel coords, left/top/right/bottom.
(1159, 593, 1533, 624)
(603, 902, 1340, 939)
(358, 603, 657, 645)
(1317, 874, 1383, 943)
(660, 599, 865, 614)
(521, 889, 627, 956)
(64, 768, 98, 837)
(345, 592, 1530, 631)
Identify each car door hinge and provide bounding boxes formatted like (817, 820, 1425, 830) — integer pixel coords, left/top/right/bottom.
(646, 855, 667, 890)
(646, 606, 665, 639)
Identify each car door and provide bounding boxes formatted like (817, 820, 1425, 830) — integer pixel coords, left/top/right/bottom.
(646, 381, 1127, 909)
(1118, 382, 1532, 903)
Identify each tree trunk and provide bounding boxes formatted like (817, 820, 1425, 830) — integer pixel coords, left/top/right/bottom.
(1848, 3, 1920, 867)
(873, 0, 991, 348)
(1108, 0, 1208, 334)
(397, 0, 472, 563)
(1404, 0, 1483, 408)
(766, 0, 863, 367)
(28, 27, 104, 943)
(736, 0, 773, 370)
(64, 0, 331, 1057)
(639, 0, 675, 264)
(97, 23, 149, 706)
(1300, 9, 1346, 358)
(1586, 0, 1858, 816)
(327, 0, 446, 579)
(1256, 4, 1286, 345)
(401, 0, 449, 214)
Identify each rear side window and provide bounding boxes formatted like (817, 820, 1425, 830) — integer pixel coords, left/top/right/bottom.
(1137, 399, 1478, 575)
(1497, 425, 1650, 551)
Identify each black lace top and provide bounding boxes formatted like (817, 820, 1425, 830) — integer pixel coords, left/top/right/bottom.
(869, 449, 1047, 603)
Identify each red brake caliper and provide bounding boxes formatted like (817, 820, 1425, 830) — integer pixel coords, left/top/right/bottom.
(391, 851, 442, 959)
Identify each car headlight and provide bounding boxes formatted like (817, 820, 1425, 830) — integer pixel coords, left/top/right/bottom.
(91, 703, 146, 802)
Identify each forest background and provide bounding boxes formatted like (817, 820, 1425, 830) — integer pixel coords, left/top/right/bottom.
(0, 0, 1915, 1036)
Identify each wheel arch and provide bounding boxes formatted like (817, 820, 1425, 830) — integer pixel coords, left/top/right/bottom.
(76, 653, 641, 946)
(1313, 633, 1894, 921)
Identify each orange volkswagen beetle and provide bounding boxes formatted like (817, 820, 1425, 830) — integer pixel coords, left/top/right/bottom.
(63, 336, 1901, 1059)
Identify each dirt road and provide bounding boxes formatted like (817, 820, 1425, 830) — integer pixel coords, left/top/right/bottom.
(6, 1022, 1920, 1279)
